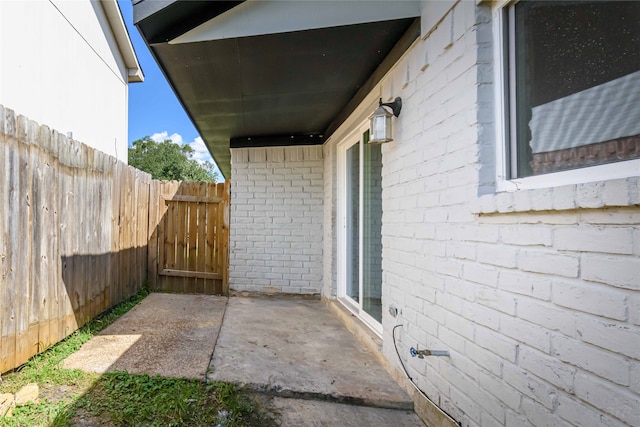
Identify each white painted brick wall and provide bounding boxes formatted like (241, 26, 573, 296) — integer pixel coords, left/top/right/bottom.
(323, 142, 337, 299)
(229, 145, 323, 294)
(552, 280, 628, 321)
(552, 334, 630, 386)
(574, 373, 640, 427)
(324, 1, 640, 427)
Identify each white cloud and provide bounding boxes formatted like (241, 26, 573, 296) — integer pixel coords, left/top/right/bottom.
(150, 131, 183, 145)
(189, 137, 212, 163)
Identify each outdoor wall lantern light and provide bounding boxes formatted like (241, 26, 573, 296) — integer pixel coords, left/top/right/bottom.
(369, 97, 402, 144)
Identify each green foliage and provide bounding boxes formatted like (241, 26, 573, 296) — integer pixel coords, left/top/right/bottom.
(128, 136, 219, 182)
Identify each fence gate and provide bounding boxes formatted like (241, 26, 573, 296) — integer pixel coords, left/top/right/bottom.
(149, 181, 229, 295)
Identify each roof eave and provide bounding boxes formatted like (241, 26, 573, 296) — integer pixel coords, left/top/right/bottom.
(101, 0, 144, 83)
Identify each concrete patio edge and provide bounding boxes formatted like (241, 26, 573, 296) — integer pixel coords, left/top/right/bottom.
(208, 295, 415, 411)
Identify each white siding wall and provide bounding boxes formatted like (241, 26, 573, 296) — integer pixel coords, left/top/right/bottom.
(229, 146, 324, 294)
(0, 0, 130, 162)
(324, 1, 639, 426)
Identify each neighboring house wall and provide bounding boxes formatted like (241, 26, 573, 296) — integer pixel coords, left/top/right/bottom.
(0, 0, 138, 163)
(229, 146, 324, 294)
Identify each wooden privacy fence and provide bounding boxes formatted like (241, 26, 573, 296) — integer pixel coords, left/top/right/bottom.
(0, 106, 150, 373)
(0, 105, 230, 374)
(148, 181, 229, 295)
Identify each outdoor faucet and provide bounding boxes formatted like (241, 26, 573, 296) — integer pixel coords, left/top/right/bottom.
(410, 346, 450, 358)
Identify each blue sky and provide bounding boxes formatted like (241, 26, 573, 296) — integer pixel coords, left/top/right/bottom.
(118, 0, 217, 170)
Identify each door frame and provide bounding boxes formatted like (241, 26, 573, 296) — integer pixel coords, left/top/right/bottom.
(336, 122, 383, 337)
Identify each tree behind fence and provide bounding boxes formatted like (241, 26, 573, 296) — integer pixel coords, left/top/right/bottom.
(0, 105, 151, 373)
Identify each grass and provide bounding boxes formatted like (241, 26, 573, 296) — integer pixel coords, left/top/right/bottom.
(65, 374, 271, 427)
(0, 288, 277, 427)
(1, 289, 149, 394)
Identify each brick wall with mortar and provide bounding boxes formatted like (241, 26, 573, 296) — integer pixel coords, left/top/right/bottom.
(323, 1, 639, 426)
(322, 142, 338, 299)
(229, 146, 324, 294)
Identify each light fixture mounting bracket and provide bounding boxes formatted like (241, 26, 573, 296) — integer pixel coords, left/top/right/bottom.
(379, 97, 402, 117)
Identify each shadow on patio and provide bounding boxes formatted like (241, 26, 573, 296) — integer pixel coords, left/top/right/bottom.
(64, 292, 423, 425)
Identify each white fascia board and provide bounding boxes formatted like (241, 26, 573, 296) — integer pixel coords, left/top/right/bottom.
(170, 0, 421, 45)
(101, 0, 144, 83)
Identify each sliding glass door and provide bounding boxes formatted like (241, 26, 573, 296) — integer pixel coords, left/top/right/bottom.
(345, 142, 361, 304)
(339, 127, 383, 333)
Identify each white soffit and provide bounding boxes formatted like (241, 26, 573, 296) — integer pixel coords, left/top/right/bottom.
(169, 0, 421, 44)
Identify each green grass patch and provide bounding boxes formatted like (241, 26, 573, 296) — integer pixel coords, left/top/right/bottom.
(0, 288, 277, 427)
(2, 399, 72, 427)
(1, 288, 149, 394)
(59, 374, 274, 427)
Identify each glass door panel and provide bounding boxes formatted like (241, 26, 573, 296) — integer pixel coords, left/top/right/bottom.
(362, 132, 382, 323)
(345, 142, 360, 303)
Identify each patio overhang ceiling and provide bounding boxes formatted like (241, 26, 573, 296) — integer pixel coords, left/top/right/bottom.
(134, 0, 421, 178)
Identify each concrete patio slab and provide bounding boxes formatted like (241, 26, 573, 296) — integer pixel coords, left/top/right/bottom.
(63, 293, 421, 425)
(208, 296, 413, 410)
(270, 397, 424, 426)
(63, 293, 227, 379)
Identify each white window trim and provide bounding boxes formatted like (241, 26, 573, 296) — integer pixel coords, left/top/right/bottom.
(493, 1, 640, 193)
(336, 122, 383, 338)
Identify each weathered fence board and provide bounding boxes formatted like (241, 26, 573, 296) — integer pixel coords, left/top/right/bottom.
(0, 106, 151, 373)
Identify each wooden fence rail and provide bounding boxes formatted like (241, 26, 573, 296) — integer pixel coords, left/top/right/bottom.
(0, 105, 229, 374)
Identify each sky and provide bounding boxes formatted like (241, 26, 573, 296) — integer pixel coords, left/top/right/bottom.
(117, 0, 219, 172)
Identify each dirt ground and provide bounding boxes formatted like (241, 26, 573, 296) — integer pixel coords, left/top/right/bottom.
(40, 382, 113, 427)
